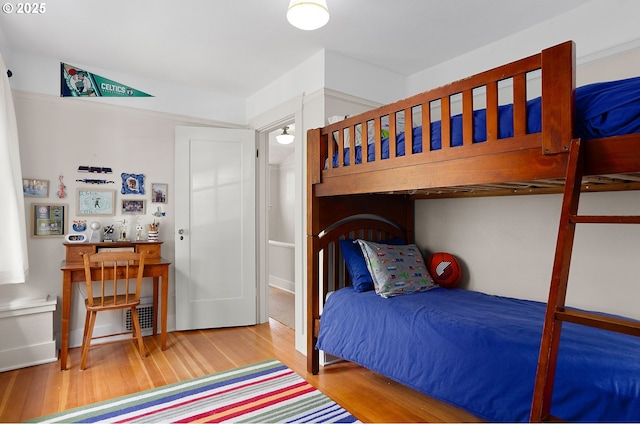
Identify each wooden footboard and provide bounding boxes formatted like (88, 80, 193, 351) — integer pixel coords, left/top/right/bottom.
(307, 41, 575, 198)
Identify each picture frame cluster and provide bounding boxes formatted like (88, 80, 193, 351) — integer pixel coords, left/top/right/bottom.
(25, 169, 168, 238)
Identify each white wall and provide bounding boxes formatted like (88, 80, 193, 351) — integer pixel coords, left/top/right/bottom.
(4, 90, 237, 347)
(268, 240, 295, 294)
(324, 89, 382, 121)
(246, 49, 400, 119)
(269, 157, 295, 244)
(268, 157, 296, 293)
(415, 192, 640, 320)
(323, 50, 405, 106)
(247, 51, 325, 121)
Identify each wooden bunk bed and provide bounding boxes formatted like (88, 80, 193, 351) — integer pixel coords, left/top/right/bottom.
(306, 40, 640, 422)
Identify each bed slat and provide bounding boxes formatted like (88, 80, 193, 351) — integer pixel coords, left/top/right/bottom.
(405, 107, 414, 155)
(486, 80, 498, 141)
(362, 121, 369, 163)
(337, 129, 344, 168)
(441, 96, 451, 149)
(323, 247, 330, 296)
(422, 102, 431, 152)
(389, 113, 397, 159)
(513, 73, 527, 136)
(462, 89, 473, 146)
(348, 126, 355, 168)
(374, 117, 382, 161)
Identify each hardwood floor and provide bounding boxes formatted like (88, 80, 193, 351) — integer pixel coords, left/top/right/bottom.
(269, 286, 295, 329)
(0, 319, 481, 423)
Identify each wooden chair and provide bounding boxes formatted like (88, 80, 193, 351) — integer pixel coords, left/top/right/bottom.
(80, 251, 147, 370)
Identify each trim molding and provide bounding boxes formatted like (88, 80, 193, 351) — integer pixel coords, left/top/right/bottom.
(577, 38, 640, 66)
(12, 90, 245, 129)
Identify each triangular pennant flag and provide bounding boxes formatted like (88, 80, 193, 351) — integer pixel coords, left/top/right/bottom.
(60, 63, 153, 97)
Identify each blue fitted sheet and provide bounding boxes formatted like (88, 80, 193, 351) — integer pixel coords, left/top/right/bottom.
(332, 76, 640, 167)
(316, 287, 640, 422)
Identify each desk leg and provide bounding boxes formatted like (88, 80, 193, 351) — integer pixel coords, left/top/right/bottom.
(161, 269, 168, 350)
(61, 271, 72, 370)
(152, 277, 159, 337)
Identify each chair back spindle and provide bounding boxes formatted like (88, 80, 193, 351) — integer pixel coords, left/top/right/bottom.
(80, 250, 147, 369)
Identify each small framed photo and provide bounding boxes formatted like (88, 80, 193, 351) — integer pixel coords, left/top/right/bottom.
(77, 188, 115, 216)
(122, 199, 145, 215)
(121, 173, 145, 195)
(151, 183, 168, 203)
(31, 203, 67, 237)
(23, 178, 49, 197)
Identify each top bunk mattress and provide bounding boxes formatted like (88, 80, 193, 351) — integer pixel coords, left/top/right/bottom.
(316, 286, 640, 422)
(330, 76, 640, 167)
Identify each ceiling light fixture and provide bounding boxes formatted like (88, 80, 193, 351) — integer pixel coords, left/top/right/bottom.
(276, 126, 295, 145)
(287, 0, 329, 31)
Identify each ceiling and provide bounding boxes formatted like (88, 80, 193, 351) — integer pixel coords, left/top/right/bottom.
(0, 0, 589, 99)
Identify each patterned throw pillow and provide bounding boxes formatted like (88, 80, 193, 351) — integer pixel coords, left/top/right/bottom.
(339, 237, 407, 292)
(357, 240, 437, 298)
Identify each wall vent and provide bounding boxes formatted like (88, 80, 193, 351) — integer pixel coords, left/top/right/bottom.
(123, 297, 154, 336)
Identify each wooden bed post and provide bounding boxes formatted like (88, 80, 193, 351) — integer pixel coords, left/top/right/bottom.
(306, 128, 321, 374)
(541, 40, 575, 155)
(307, 128, 323, 185)
(306, 231, 320, 375)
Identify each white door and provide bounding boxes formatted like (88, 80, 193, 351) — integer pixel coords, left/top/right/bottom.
(175, 126, 256, 330)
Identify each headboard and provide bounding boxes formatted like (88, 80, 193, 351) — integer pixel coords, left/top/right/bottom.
(306, 194, 413, 373)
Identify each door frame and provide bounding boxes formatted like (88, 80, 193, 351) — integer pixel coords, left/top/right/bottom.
(251, 94, 305, 353)
(256, 116, 297, 323)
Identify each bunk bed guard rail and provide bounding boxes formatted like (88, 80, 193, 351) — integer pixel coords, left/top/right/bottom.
(308, 41, 575, 192)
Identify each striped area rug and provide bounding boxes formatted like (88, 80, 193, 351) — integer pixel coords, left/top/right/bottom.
(31, 359, 359, 423)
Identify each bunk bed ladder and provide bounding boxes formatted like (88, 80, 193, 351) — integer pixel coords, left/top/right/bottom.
(530, 138, 640, 422)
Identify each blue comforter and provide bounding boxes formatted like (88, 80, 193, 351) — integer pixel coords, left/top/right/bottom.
(333, 76, 640, 167)
(316, 287, 640, 422)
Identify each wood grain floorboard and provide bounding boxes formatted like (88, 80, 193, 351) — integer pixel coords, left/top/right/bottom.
(0, 319, 481, 423)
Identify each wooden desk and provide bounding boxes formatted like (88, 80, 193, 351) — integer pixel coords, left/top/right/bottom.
(60, 242, 171, 370)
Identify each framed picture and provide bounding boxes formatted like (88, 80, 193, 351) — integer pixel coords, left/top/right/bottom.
(151, 183, 168, 203)
(23, 178, 49, 197)
(122, 199, 145, 214)
(77, 188, 115, 216)
(31, 203, 67, 237)
(121, 173, 145, 195)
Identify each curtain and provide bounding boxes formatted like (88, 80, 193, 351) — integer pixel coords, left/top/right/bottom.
(0, 53, 29, 284)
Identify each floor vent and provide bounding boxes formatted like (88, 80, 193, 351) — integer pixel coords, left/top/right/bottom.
(123, 298, 154, 336)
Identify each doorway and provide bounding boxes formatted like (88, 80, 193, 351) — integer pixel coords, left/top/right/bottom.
(267, 124, 296, 329)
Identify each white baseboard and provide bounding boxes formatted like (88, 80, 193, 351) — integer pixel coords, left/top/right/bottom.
(269, 275, 295, 293)
(0, 341, 57, 372)
(0, 295, 57, 371)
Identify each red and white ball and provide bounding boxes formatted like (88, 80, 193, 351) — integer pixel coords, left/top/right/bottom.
(427, 252, 462, 288)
